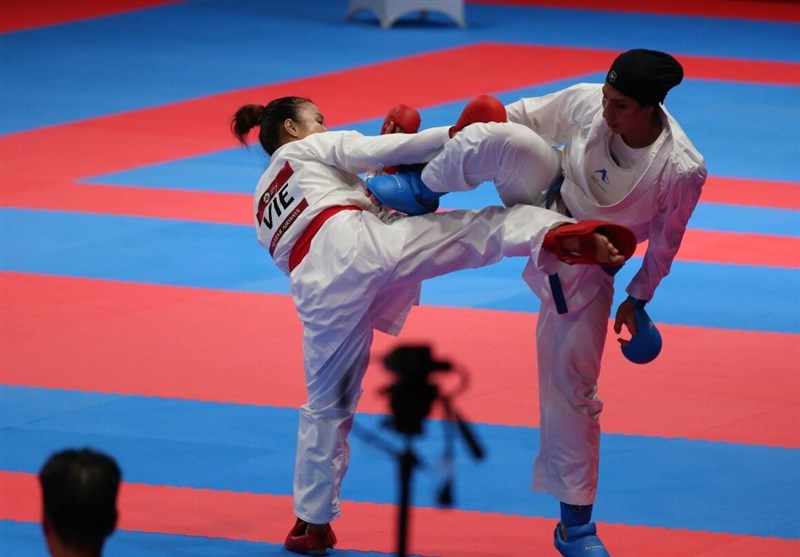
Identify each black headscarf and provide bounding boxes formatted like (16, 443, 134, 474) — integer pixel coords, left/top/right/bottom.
(605, 49, 684, 105)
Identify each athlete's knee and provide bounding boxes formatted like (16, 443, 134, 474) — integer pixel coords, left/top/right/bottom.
(301, 396, 356, 421)
(497, 122, 546, 158)
(461, 120, 526, 144)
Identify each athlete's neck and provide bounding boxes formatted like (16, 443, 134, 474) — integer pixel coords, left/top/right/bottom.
(621, 113, 663, 149)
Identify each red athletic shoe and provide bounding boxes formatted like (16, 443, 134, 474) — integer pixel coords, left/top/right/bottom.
(284, 518, 337, 556)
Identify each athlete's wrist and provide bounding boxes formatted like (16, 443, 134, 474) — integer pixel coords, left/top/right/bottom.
(626, 295, 647, 308)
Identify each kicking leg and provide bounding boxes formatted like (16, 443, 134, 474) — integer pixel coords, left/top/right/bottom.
(422, 121, 562, 207)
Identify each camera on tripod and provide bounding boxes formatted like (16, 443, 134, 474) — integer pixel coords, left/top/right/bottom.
(379, 344, 486, 556)
(383, 344, 451, 437)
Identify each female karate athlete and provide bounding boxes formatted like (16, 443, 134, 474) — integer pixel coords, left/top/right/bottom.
(231, 95, 636, 555)
(419, 49, 707, 556)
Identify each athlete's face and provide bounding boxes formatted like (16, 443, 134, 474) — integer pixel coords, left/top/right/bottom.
(289, 102, 327, 140)
(601, 84, 656, 145)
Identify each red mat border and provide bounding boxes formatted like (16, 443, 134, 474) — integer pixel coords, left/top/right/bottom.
(3, 272, 797, 448)
(2, 43, 797, 270)
(4, 0, 798, 33)
(3, 471, 798, 556)
(0, 0, 182, 33)
(469, 0, 800, 23)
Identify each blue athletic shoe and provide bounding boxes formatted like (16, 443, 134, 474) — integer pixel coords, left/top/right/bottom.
(554, 522, 610, 556)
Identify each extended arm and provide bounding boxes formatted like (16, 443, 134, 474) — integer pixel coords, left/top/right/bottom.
(299, 128, 449, 176)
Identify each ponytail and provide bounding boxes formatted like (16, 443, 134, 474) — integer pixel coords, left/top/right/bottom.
(231, 104, 264, 146)
(230, 96, 312, 156)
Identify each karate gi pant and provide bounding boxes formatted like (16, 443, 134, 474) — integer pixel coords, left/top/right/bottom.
(530, 264, 615, 506)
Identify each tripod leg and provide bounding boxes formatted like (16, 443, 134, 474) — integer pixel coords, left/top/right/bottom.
(398, 445, 417, 557)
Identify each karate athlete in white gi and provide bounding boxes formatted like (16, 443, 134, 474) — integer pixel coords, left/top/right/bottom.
(231, 96, 636, 556)
(423, 49, 707, 556)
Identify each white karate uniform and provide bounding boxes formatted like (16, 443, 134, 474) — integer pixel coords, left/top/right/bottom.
(427, 83, 706, 506)
(253, 127, 572, 523)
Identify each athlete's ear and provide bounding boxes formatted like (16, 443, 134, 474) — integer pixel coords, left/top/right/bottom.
(284, 118, 299, 139)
